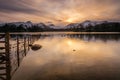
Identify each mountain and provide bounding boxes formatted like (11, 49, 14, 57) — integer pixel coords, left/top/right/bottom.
(0, 21, 51, 32)
(65, 20, 120, 32)
(35, 23, 50, 29)
(0, 23, 5, 27)
(65, 20, 108, 29)
(46, 23, 63, 29)
(0, 20, 120, 32)
(46, 23, 56, 29)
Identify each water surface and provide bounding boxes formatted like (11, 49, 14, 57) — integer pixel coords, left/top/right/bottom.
(12, 33, 120, 80)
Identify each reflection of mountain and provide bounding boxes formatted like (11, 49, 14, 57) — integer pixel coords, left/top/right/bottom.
(40, 34, 120, 42)
(65, 34, 120, 42)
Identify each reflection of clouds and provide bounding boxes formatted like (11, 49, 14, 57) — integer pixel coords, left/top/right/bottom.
(0, 0, 120, 25)
(13, 37, 120, 80)
(28, 37, 120, 68)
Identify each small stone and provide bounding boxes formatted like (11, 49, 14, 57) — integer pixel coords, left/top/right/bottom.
(73, 49, 76, 51)
(31, 44, 42, 51)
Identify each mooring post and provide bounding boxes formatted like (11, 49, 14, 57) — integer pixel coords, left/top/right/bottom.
(17, 36, 20, 66)
(5, 32, 11, 80)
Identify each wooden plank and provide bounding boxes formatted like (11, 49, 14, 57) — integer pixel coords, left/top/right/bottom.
(0, 62, 6, 64)
(0, 47, 5, 49)
(0, 54, 6, 63)
(0, 67, 6, 69)
(0, 52, 6, 54)
(0, 41, 5, 43)
(0, 73, 6, 75)
(0, 76, 6, 80)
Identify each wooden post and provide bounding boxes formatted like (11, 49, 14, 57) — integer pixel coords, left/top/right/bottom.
(24, 37, 26, 56)
(30, 36, 32, 44)
(5, 32, 11, 80)
(17, 36, 20, 66)
(28, 36, 30, 50)
(30, 35, 33, 44)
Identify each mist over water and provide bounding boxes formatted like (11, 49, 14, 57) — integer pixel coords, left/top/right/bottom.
(12, 33, 120, 80)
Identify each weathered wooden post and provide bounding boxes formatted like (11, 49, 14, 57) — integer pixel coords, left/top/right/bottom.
(30, 35, 32, 47)
(17, 36, 20, 66)
(5, 32, 11, 80)
(30, 35, 32, 44)
(28, 36, 30, 50)
(24, 37, 26, 56)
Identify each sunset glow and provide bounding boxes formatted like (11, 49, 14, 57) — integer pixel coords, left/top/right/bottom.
(0, 0, 120, 26)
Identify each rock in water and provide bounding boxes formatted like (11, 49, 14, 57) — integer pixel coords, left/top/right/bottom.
(31, 44, 42, 51)
(73, 49, 76, 51)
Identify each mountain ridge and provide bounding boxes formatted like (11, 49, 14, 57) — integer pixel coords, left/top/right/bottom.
(0, 20, 120, 32)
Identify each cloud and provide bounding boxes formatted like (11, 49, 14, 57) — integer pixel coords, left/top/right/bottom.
(0, 0, 38, 13)
(0, 0, 120, 26)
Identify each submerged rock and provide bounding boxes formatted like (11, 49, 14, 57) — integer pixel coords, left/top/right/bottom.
(31, 44, 42, 51)
(73, 49, 76, 51)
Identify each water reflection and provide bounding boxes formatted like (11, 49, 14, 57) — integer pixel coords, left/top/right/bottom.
(40, 34, 120, 42)
(11, 33, 120, 80)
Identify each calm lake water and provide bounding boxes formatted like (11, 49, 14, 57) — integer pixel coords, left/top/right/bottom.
(12, 33, 120, 80)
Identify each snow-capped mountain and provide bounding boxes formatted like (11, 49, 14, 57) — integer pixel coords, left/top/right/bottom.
(65, 20, 109, 29)
(35, 23, 49, 29)
(0, 21, 51, 32)
(0, 20, 120, 32)
(7, 21, 33, 29)
(0, 21, 34, 29)
(81, 20, 108, 27)
(0, 21, 50, 29)
(46, 23, 55, 29)
(65, 20, 120, 32)
(46, 23, 63, 29)
(0, 23, 5, 27)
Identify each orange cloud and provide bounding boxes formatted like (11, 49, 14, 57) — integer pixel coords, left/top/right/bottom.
(0, 0, 120, 26)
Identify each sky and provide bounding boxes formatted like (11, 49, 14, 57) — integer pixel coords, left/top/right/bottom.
(0, 0, 120, 26)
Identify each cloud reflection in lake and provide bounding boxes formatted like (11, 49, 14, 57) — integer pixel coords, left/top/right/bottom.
(12, 34, 120, 80)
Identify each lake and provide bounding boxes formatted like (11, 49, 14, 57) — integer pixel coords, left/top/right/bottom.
(12, 32, 120, 80)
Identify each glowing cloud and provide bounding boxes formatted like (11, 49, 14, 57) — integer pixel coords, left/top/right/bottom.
(0, 0, 120, 26)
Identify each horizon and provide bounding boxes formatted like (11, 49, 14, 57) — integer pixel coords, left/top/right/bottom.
(0, 20, 120, 28)
(0, 0, 120, 26)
